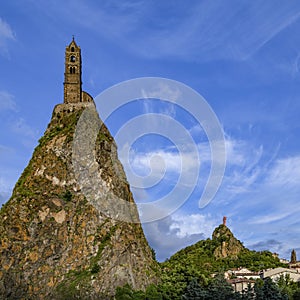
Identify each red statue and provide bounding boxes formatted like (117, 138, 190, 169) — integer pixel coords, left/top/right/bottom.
(223, 216, 227, 226)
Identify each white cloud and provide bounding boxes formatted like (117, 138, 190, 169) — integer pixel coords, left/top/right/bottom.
(9, 118, 39, 149)
(143, 213, 217, 261)
(141, 83, 181, 103)
(121, 132, 266, 205)
(0, 92, 38, 148)
(119, 127, 300, 261)
(249, 211, 293, 225)
(33, 0, 140, 38)
(124, 137, 240, 182)
(197, 136, 261, 170)
(266, 156, 300, 187)
(0, 91, 18, 112)
(97, 2, 300, 61)
(217, 152, 300, 261)
(189, 124, 205, 137)
(248, 239, 284, 253)
(30, 1, 300, 63)
(129, 148, 197, 175)
(122, 144, 203, 193)
(223, 136, 264, 195)
(238, 155, 300, 225)
(225, 136, 263, 167)
(0, 18, 16, 54)
(169, 213, 217, 238)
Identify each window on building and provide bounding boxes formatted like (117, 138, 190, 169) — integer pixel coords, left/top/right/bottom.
(71, 47, 75, 52)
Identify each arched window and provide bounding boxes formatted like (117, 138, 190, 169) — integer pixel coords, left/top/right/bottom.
(69, 66, 73, 74)
(70, 55, 76, 62)
(69, 67, 76, 74)
(72, 67, 76, 74)
(71, 47, 75, 52)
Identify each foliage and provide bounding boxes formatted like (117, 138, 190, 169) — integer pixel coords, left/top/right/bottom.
(292, 289, 300, 300)
(206, 273, 238, 300)
(277, 274, 300, 300)
(90, 263, 100, 274)
(114, 228, 293, 299)
(181, 278, 208, 300)
(89, 224, 119, 272)
(157, 236, 285, 298)
(55, 224, 119, 298)
(115, 284, 139, 300)
(62, 190, 72, 202)
(14, 160, 34, 191)
(38, 108, 83, 147)
(291, 250, 297, 264)
(255, 277, 288, 300)
(54, 269, 91, 299)
(145, 284, 163, 300)
(151, 247, 156, 261)
(115, 284, 169, 300)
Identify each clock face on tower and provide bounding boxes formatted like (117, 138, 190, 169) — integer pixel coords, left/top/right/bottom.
(70, 55, 76, 62)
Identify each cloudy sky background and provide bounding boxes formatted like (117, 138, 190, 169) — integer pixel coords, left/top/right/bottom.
(1, 1, 300, 261)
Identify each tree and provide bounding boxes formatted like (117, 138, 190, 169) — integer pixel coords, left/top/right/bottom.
(145, 284, 162, 300)
(255, 278, 288, 300)
(181, 278, 208, 300)
(277, 274, 297, 299)
(291, 250, 297, 264)
(240, 283, 255, 300)
(292, 288, 300, 300)
(150, 247, 156, 261)
(207, 273, 238, 300)
(115, 284, 145, 300)
(254, 279, 265, 300)
(115, 284, 135, 300)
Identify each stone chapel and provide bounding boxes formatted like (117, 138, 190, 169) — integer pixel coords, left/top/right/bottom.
(63, 37, 93, 104)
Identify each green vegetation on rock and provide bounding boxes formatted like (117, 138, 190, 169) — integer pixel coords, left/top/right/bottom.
(38, 108, 84, 147)
(157, 225, 285, 299)
(113, 224, 291, 299)
(0, 104, 159, 299)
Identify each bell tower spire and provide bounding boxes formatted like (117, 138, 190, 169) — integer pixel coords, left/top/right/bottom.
(64, 38, 82, 103)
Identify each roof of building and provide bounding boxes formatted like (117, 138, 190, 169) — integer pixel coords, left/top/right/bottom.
(263, 267, 299, 278)
(228, 278, 255, 284)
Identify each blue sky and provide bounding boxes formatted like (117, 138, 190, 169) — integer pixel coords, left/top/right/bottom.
(1, 1, 300, 262)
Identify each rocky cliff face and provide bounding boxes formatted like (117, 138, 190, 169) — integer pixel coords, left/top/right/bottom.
(0, 102, 159, 299)
(212, 224, 245, 259)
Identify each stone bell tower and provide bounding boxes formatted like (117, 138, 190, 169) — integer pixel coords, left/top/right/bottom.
(64, 37, 82, 103)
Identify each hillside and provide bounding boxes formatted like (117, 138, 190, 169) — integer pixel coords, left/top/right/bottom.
(0, 103, 159, 299)
(158, 224, 285, 299)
